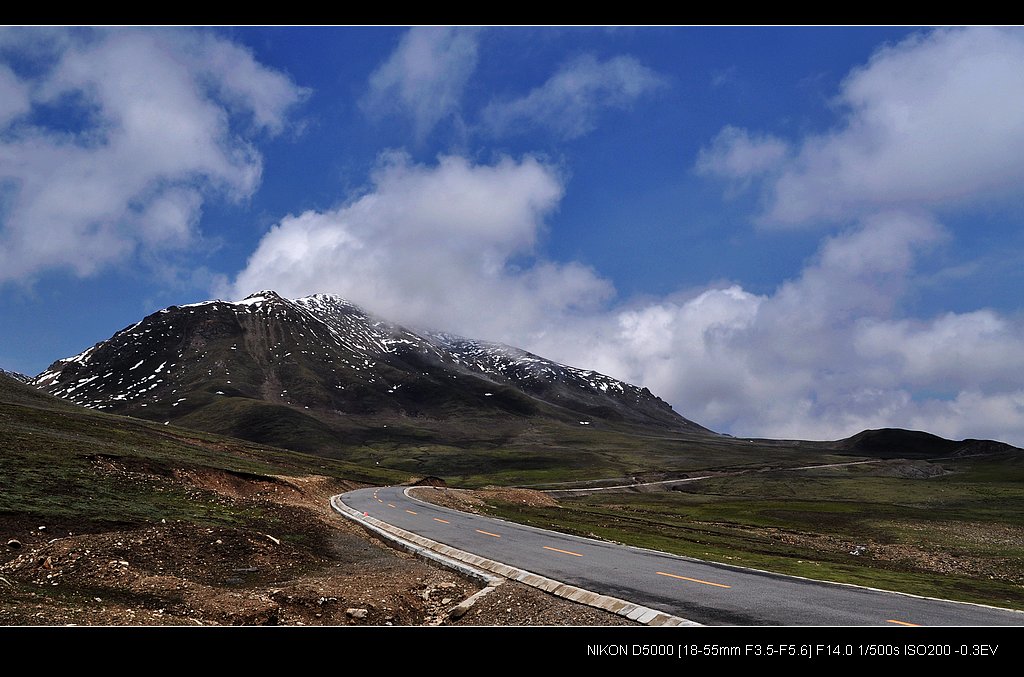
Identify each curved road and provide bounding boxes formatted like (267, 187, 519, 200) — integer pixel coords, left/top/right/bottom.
(341, 486, 1024, 626)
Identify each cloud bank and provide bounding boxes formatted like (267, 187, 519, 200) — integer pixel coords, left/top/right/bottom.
(227, 158, 1024, 445)
(699, 26, 1024, 226)
(227, 27, 1024, 446)
(226, 152, 612, 339)
(0, 28, 307, 284)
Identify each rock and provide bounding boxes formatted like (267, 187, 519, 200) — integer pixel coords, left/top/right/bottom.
(6, 539, 21, 549)
(345, 608, 368, 619)
(411, 476, 448, 488)
(449, 604, 469, 620)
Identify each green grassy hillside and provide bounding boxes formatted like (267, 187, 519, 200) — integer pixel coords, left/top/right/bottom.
(0, 374, 404, 530)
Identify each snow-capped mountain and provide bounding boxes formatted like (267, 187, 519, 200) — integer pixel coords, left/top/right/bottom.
(33, 291, 707, 453)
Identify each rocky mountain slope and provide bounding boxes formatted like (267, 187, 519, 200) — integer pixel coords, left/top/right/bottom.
(32, 291, 706, 458)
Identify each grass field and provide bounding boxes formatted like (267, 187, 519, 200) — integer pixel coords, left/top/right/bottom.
(6, 373, 1023, 614)
(476, 455, 1024, 610)
(0, 376, 406, 533)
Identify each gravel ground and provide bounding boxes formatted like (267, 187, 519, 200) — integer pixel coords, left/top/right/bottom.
(0, 470, 635, 626)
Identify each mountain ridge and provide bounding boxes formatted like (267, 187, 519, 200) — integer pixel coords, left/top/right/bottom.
(32, 291, 707, 456)
(28, 292, 1021, 467)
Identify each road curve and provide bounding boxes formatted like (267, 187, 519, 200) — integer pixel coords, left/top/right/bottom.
(341, 486, 1024, 626)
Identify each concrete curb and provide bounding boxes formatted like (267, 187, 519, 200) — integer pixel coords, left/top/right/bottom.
(330, 493, 700, 627)
(330, 495, 502, 587)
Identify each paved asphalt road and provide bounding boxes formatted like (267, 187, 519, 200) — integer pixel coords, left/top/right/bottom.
(341, 486, 1024, 626)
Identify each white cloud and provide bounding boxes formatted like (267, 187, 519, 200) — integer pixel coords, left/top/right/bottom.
(228, 155, 1024, 446)
(226, 153, 613, 339)
(701, 27, 1024, 225)
(910, 391, 1024, 444)
(0, 28, 306, 284)
(0, 64, 29, 125)
(361, 27, 479, 142)
(482, 54, 666, 139)
(855, 310, 1024, 392)
(675, 27, 1024, 443)
(524, 213, 1024, 445)
(185, 32, 310, 136)
(696, 125, 789, 178)
(222, 26, 1024, 447)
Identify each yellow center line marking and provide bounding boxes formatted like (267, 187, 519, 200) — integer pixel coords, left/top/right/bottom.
(405, 510, 417, 515)
(433, 518, 450, 524)
(475, 529, 501, 538)
(543, 545, 583, 557)
(886, 619, 921, 627)
(387, 503, 396, 508)
(656, 571, 731, 589)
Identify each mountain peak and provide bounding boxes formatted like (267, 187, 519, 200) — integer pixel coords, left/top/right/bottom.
(32, 291, 708, 455)
(238, 290, 286, 304)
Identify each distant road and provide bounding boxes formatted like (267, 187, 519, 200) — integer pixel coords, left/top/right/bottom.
(341, 486, 1024, 626)
(536, 460, 882, 495)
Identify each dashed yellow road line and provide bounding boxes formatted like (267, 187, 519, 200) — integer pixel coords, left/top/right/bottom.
(656, 571, 731, 589)
(886, 619, 921, 627)
(476, 529, 501, 538)
(405, 509, 418, 515)
(433, 518, 450, 524)
(543, 545, 583, 557)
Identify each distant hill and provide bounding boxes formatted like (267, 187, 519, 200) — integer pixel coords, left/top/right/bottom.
(0, 368, 78, 410)
(0, 368, 29, 384)
(834, 428, 1019, 459)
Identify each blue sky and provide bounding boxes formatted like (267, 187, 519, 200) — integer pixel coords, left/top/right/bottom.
(2, 26, 1024, 445)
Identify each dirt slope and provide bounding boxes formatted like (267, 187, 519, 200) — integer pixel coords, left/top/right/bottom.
(0, 466, 630, 626)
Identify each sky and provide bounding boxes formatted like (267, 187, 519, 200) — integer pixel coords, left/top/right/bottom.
(2, 25, 1024, 446)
